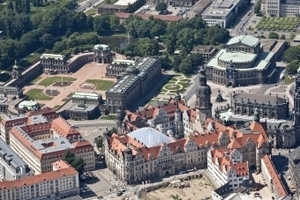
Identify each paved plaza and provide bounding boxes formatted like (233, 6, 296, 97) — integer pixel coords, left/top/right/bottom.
(23, 62, 116, 108)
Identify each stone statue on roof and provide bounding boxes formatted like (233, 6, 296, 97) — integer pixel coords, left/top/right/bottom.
(215, 89, 225, 102)
(253, 108, 260, 122)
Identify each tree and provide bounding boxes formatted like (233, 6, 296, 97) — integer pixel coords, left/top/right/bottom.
(286, 60, 299, 75)
(254, 0, 261, 13)
(63, 151, 75, 164)
(41, 33, 54, 49)
(155, 1, 167, 13)
(283, 46, 300, 63)
(268, 32, 279, 39)
(72, 157, 86, 174)
(280, 34, 286, 40)
(63, 151, 86, 174)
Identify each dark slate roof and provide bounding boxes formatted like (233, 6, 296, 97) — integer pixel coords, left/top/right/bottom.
(232, 93, 286, 104)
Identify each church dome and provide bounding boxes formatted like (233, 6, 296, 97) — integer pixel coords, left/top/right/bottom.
(125, 66, 139, 75)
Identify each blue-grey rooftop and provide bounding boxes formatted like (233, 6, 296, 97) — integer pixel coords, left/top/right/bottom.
(107, 57, 158, 94)
(15, 126, 74, 154)
(68, 104, 98, 112)
(207, 49, 275, 71)
(128, 127, 175, 148)
(0, 139, 30, 174)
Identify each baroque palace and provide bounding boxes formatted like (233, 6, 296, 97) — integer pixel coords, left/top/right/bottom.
(103, 68, 271, 186)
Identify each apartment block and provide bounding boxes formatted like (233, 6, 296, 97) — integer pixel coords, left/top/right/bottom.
(0, 160, 80, 200)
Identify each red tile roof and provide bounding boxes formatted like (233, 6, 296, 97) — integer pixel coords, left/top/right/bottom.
(115, 12, 182, 21)
(0, 163, 77, 190)
(262, 155, 289, 199)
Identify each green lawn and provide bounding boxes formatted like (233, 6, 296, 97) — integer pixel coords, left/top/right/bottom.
(53, 105, 61, 110)
(26, 89, 53, 100)
(101, 115, 117, 120)
(284, 77, 295, 85)
(19, 48, 45, 68)
(178, 82, 190, 88)
(38, 76, 77, 86)
(31, 76, 42, 84)
(85, 8, 98, 16)
(85, 79, 114, 90)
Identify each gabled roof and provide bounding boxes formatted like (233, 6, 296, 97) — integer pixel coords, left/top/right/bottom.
(262, 155, 289, 199)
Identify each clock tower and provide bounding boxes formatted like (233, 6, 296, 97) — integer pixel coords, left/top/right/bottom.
(196, 67, 212, 125)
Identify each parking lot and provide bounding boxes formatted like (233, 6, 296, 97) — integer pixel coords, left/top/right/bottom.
(80, 168, 133, 199)
(136, 5, 191, 17)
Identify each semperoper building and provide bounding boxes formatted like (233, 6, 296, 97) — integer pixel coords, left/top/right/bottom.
(205, 35, 277, 87)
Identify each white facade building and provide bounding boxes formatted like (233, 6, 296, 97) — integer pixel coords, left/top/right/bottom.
(0, 160, 80, 200)
(0, 139, 32, 181)
(202, 0, 246, 27)
(207, 147, 249, 190)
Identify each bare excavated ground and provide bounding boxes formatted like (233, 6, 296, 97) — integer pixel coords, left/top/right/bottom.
(141, 176, 214, 200)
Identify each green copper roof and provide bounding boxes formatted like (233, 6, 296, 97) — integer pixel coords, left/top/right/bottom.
(226, 35, 260, 47)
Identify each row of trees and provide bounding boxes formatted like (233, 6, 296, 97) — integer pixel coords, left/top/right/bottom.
(284, 46, 300, 75)
(120, 15, 229, 74)
(63, 151, 86, 175)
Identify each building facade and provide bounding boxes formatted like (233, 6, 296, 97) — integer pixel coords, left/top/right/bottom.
(230, 92, 289, 120)
(0, 109, 95, 174)
(207, 148, 249, 191)
(93, 44, 113, 63)
(205, 35, 277, 86)
(106, 57, 162, 113)
(104, 116, 270, 184)
(0, 160, 80, 200)
(202, 0, 248, 27)
(287, 147, 300, 197)
(0, 139, 32, 181)
(191, 45, 218, 63)
(261, 0, 300, 17)
(261, 155, 290, 200)
(106, 59, 136, 78)
(41, 53, 94, 74)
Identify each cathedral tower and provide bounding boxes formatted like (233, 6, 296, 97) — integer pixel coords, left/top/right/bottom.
(196, 67, 212, 125)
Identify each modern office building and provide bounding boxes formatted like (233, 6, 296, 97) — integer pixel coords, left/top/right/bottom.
(0, 160, 80, 200)
(202, 0, 247, 27)
(0, 139, 32, 181)
(261, 0, 300, 17)
(106, 57, 162, 113)
(205, 35, 277, 86)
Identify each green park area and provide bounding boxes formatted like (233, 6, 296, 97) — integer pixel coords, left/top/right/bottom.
(26, 89, 53, 100)
(38, 76, 77, 86)
(160, 74, 191, 95)
(85, 8, 97, 16)
(85, 79, 114, 90)
(256, 17, 300, 31)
